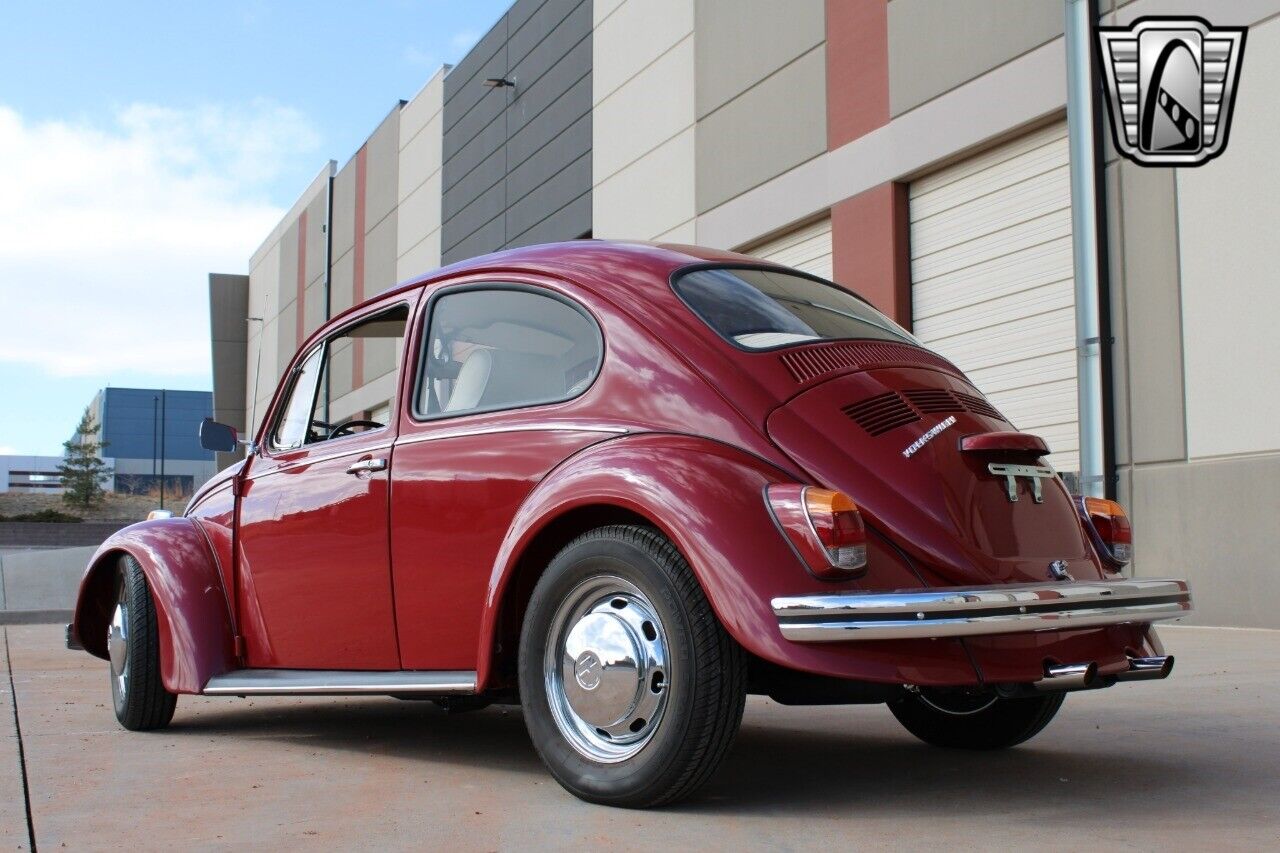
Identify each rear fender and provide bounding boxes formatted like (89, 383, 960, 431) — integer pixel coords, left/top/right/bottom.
(70, 517, 236, 694)
(476, 433, 970, 689)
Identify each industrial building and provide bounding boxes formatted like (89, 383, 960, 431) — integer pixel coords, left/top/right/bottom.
(208, 0, 1280, 628)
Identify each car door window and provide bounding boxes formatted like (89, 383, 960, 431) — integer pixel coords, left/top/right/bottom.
(416, 288, 601, 418)
(270, 304, 410, 450)
(271, 346, 323, 450)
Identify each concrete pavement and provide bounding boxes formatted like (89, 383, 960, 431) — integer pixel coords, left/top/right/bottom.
(3, 624, 1278, 850)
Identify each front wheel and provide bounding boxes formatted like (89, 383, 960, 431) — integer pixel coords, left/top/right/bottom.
(518, 525, 746, 808)
(109, 555, 177, 731)
(889, 687, 1063, 750)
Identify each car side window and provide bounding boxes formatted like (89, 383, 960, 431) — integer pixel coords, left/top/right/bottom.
(417, 288, 601, 418)
(270, 304, 410, 450)
(271, 346, 324, 450)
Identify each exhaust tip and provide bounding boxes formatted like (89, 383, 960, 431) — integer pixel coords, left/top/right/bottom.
(1038, 661, 1098, 691)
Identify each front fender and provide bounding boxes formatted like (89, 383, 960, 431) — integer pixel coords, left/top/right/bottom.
(476, 433, 967, 689)
(71, 517, 236, 694)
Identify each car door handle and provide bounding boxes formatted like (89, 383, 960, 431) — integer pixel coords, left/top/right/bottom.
(345, 458, 387, 475)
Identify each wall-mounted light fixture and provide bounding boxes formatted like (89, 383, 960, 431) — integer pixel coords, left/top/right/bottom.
(482, 77, 516, 89)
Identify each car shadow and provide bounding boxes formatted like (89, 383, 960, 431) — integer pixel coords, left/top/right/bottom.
(170, 698, 1203, 817)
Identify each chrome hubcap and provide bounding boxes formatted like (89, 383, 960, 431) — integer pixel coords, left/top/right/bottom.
(108, 599, 129, 698)
(544, 577, 670, 762)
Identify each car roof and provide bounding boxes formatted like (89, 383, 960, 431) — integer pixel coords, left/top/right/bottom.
(376, 239, 780, 305)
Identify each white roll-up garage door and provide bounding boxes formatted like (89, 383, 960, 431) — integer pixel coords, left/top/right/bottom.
(744, 216, 833, 280)
(909, 120, 1079, 476)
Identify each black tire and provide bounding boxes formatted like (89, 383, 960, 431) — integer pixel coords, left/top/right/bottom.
(518, 525, 746, 808)
(109, 555, 177, 731)
(889, 688, 1063, 750)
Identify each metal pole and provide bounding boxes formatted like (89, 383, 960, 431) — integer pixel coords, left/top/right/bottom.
(159, 389, 166, 509)
(1065, 0, 1107, 498)
(152, 396, 158, 477)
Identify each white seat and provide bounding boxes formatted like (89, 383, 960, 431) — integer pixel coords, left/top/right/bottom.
(444, 348, 493, 412)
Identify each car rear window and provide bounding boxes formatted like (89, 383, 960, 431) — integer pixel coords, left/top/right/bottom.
(672, 267, 920, 350)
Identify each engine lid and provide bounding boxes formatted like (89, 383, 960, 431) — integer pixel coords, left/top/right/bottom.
(765, 367, 1101, 588)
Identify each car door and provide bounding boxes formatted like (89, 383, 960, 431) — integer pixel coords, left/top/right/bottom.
(236, 296, 415, 670)
(389, 281, 609, 671)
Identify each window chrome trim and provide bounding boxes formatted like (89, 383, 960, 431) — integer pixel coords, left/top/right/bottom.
(396, 423, 628, 448)
(409, 281, 606, 423)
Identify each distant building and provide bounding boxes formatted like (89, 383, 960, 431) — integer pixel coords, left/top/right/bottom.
(0, 455, 68, 494)
(75, 388, 217, 498)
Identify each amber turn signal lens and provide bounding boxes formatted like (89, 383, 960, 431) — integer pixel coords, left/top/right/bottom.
(766, 484, 868, 579)
(1076, 496, 1132, 569)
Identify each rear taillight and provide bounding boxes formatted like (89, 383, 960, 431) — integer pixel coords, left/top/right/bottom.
(766, 484, 867, 579)
(1075, 496, 1132, 571)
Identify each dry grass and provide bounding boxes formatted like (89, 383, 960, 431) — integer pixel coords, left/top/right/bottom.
(0, 491, 186, 522)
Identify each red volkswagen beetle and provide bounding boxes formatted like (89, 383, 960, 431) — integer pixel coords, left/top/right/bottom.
(68, 241, 1192, 807)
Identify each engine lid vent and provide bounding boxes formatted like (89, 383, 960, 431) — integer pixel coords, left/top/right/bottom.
(779, 341, 962, 384)
(843, 388, 1009, 436)
(842, 392, 920, 436)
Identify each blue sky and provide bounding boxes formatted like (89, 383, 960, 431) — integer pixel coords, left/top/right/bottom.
(0, 1, 511, 455)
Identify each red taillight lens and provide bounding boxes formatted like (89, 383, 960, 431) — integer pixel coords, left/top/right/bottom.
(1076, 496, 1132, 570)
(767, 485, 868, 579)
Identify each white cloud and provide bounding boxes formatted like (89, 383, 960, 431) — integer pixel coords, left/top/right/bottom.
(0, 445, 17, 456)
(0, 101, 320, 378)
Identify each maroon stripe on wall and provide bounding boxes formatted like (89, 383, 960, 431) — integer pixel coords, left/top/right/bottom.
(353, 146, 367, 387)
(296, 209, 307, 348)
(825, 0, 891, 149)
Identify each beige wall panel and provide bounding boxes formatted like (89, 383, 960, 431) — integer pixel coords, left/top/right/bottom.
(594, 126, 695, 240)
(366, 108, 401, 232)
(398, 111, 443, 202)
(399, 68, 446, 157)
(331, 160, 357, 261)
(396, 171, 442, 273)
(655, 219, 696, 244)
(592, 0, 694, 105)
(1131, 454, 1280, 628)
(398, 230, 442, 282)
(329, 371, 398, 424)
(305, 191, 327, 287)
(329, 340, 354, 400)
(594, 34, 694, 183)
(694, 0, 825, 118)
(696, 46, 826, 213)
(330, 249, 354, 316)
(276, 300, 298, 377)
(1104, 163, 1132, 467)
(365, 211, 399, 294)
(888, 0, 1062, 116)
(277, 222, 300, 319)
(594, 0, 625, 27)
(303, 279, 326, 340)
(1176, 15, 1280, 459)
(248, 241, 281, 332)
(1115, 162, 1186, 464)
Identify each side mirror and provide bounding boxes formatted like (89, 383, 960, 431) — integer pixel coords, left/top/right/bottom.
(199, 418, 240, 453)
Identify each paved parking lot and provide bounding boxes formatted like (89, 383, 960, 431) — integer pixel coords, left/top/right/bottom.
(3, 624, 1278, 850)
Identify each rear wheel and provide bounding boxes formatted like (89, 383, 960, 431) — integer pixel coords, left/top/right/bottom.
(109, 555, 177, 731)
(889, 687, 1063, 749)
(518, 525, 746, 808)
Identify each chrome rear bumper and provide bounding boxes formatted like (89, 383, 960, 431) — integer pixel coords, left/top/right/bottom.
(772, 578, 1192, 642)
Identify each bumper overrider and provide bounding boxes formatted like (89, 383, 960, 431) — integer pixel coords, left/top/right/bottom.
(772, 578, 1192, 642)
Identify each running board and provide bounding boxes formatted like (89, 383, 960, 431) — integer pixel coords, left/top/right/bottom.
(202, 669, 477, 696)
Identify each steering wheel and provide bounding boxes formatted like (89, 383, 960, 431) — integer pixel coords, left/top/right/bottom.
(326, 419, 383, 440)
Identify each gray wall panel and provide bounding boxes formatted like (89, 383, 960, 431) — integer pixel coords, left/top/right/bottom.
(888, 0, 1063, 116)
(507, 72, 591, 167)
(443, 115, 507, 194)
(507, 191, 591, 248)
(443, 147, 506, 221)
(507, 111, 591, 202)
(506, 150, 591, 239)
(441, 0, 591, 264)
(509, 0, 580, 67)
(331, 160, 357, 261)
(304, 192, 328, 287)
(444, 21, 509, 130)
